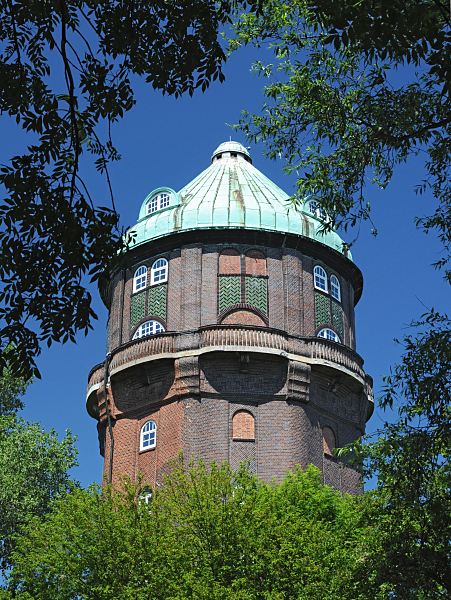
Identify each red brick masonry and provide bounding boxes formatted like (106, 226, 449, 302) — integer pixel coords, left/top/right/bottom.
(88, 238, 372, 494)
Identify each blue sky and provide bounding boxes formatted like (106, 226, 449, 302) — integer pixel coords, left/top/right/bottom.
(11, 45, 448, 487)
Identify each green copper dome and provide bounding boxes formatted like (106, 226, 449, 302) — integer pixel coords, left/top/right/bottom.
(128, 141, 352, 260)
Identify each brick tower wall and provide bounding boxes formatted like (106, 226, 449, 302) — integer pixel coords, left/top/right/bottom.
(95, 237, 368, 494)
(107, 242, 356, 351)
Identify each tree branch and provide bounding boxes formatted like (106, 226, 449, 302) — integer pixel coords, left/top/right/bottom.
(58, 0, 80, 208)
(6, 0, 23, 78)
(90, 129, 117, 216)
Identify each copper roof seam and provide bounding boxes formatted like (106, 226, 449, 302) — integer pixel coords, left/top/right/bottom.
(195, 162, 224, 223)
(243, 163, 279, 214)
(212, 162, 227, 217)
(244, 166, 282, 226)
(230, 162, 246, 225)
(249, 162, 291, 204)
(184, 164, 219, 209)
(239, 162, 266, 227)
(235, 157, 261, 223)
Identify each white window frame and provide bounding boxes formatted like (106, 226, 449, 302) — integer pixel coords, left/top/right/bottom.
(318, 328, 341, 343)
(140, 420, 157, 451)
(133, 320, 165, 340)
(150, 258, 168, 285)
(159, 192, 170, 209)
(146, 192, 171, 215)
(330, 274, 341, 302)
(133, 265, 147, 292)
(146, 196, 159, 215)
(314, 265, 328, 292)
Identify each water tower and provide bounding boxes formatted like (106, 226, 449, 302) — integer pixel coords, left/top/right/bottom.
(86, 141, 373, 492)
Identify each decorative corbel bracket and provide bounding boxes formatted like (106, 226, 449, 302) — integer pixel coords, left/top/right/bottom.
(175, 355, 200, 398)
(287, 360, 310, 403)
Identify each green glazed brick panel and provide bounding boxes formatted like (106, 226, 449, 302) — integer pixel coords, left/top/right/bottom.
(245, 276, 268, 314)
(130, 291, 146, 328)
(219, 276, 241, 313)
(315, 292, 331, 327)
(148, 284, 167, 321)
(332, 301, 344, 338)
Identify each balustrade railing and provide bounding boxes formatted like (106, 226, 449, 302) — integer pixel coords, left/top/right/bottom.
(87, 325, 365, 391)
(201, 325, 287, 351)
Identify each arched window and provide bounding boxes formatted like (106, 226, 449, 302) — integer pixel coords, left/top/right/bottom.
(133, 320, 165, 340)
(133, 265, 147, 292)
(150, 258, 168, 285)
(146, 192, 170, 215)
(314, 265, 328, 292)
(330, 274, 341, 302)
(318, 328, 341, 343)
(140, 420, 157, 451)
(323, 426, 336, 457)
(232, 410, 255, 441)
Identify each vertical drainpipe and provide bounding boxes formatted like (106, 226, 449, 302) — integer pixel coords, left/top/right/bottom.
(103, 353, 114, 485)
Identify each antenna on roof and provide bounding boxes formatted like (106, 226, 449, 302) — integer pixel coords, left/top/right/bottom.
(229, 135, 232, 141)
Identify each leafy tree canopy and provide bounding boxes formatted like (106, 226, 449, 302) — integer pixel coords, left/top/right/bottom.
(6, 463, 372, 599)
(0, 413, 77, 572)
(231, 4, 450, 596)
(0, 0, 261, 379)
(348, 309, 450, 599)
(0, 354, 77, 574)
(0, 349, 27, 416)
(231, 0, 450, 274)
